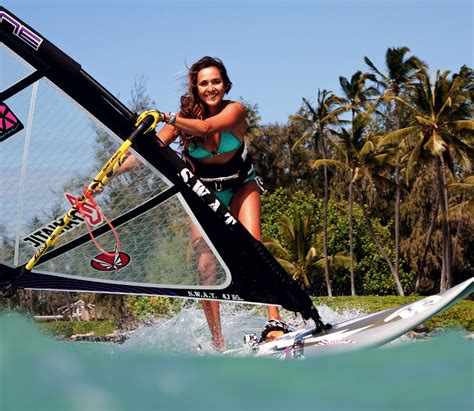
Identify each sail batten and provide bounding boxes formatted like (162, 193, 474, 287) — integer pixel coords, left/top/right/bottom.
(0, 67, 44, 101)
(14, 80, 38, 266)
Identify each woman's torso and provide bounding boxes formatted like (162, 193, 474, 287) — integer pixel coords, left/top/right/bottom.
(186, 101, 247, 165)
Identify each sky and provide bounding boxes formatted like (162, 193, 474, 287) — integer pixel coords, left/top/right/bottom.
(2, 0, 473, 124)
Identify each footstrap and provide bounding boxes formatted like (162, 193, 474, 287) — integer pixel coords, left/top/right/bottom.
(259, 319, 292, 342)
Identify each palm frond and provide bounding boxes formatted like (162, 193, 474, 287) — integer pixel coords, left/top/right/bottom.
(391, 95, 423, 117)
(406, 133, 424, 181)
(379, 126, 418, 146)
(415, 116, 435, 127)
(423, 131, 447, 155)
(305, 246, 318, 266)
(292, 128, 314, 150)
(289, 115, 313, 126)
(359, 140, 375, 158)
(448, 120, 474, 130)
(435, 97, 452, 121)
(275, 258, 297, 275)
(303, 97, 318, 118)
(263, 238, 291, 258)
(314, 254, 351, 269)
(312, 159, 347, 170)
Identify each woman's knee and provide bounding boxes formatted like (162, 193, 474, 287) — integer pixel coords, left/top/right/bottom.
(198, 253, 217, 284)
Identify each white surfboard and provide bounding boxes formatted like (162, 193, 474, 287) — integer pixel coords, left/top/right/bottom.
(226, 277, 473, 359)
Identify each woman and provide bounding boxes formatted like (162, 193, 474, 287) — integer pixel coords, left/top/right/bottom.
(125, 56, 289, 350)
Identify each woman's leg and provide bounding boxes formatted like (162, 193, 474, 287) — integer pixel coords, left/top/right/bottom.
(230, 181, 283, 340)
(201, 300, 224, 349)
(191, 223, 225, 350)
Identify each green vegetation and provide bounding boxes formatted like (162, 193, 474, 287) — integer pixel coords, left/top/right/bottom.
(123, 296, 183, 321)
(248, 50, 472, 297)
(261, 189, 415, 296)
(38, 320, 116, 338)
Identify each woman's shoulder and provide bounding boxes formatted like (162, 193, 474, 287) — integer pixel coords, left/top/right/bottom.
(223, 100, 245, 113)
(224, 100, 243, 107)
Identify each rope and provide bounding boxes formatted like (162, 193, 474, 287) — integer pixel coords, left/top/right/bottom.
(75, 188, 120, 257)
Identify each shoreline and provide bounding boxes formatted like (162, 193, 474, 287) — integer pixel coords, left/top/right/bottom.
(62, 332, 132, 344)
(59, 324, 474, 345)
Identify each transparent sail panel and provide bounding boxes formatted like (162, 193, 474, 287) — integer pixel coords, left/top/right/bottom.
(0, 44, 34, 91)
(36, 195, 227, 287)
(0, 49, 229, 288)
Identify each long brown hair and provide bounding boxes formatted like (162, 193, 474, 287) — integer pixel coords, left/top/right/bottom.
(177, 56, 233, 148)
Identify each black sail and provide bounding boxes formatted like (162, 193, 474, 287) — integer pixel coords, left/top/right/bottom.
(0, 7, 319, 321)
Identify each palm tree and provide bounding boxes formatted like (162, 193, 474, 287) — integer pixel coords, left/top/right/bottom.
(289, 90, 347, 296)
(380, 66, 474, 290)
(263, 210, 349, 291)
(335, 72, 377, 295)
(339, 71, 378, 118)
(365, 47, 426, 99)
(264, 211, 318, 289)
(314, 105, 405, 295)
(365, 47, 427, 285)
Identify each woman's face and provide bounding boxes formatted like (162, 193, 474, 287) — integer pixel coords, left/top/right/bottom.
(196, 66, 226, 109)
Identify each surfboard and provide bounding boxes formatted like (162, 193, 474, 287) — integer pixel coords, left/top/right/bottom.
(226, 277, 473, 359)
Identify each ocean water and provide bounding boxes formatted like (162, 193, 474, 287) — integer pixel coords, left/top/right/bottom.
(0, 305, 473, 411)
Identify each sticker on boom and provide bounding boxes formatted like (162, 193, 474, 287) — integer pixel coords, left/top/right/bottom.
(0, 101, 24, 142)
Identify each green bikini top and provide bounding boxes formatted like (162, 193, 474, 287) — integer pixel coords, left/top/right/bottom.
(187, 131, 242, 159)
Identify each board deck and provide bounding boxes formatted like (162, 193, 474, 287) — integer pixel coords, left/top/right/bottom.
(226, 277, 473, 359)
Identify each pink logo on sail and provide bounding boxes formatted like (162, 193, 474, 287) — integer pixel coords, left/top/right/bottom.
(0, 102, 24, 142)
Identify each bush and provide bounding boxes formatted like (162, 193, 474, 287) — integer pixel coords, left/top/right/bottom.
(39, 320, 116, 337)
(40, 321, 75, 337)
(262, 189, 414, 296)
(124, 296, 183, 321)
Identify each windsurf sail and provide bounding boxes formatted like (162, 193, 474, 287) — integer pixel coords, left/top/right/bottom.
(0, 7, 323, 324)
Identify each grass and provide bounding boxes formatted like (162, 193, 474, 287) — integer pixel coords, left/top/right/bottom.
(38, 320, 116, 338)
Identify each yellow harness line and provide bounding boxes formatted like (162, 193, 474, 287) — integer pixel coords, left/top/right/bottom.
(24, 110, 162, 271)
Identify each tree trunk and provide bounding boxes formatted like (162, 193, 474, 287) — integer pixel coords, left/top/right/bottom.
(394, 165, 401, 287)
(415, 190, 439, 293)
(28, 290, 34, 314)
(393, 102, 402, 292)
(355, 186, 405, 296)
(65, 292, 73, 320)
(436, 155, 453, 291)
(349, 175, 356, 296)
(321, 142, 333, 297)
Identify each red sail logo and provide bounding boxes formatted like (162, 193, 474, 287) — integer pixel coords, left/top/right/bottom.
(90, 250, 130, 271)
(65, 193, 102, 226)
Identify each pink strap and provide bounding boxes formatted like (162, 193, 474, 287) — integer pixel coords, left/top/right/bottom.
(75, 188, 120, 257)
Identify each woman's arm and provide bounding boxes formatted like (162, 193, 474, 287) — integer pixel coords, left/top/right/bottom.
(165, 102, 245, 137)
(118, 121, 179, 173)
(116, 99, 243, 172)
(115, 153, 141, 174)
